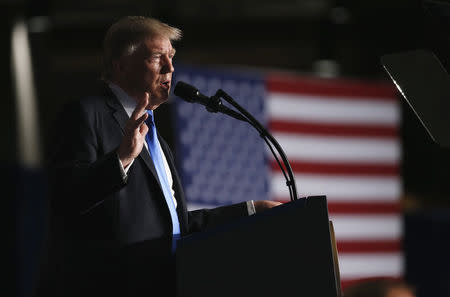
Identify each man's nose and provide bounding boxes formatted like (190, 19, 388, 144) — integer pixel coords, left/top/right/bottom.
(162, 55, 174, 73)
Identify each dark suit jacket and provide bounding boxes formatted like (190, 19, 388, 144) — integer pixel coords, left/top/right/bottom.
(44, 84, 247, 297)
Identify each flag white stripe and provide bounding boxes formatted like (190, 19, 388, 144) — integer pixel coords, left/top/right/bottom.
(271, 173, 401, 201)
(271, 132, 401, 164)
(338, 253, 404, 279)
(330, 214, 402, 240)
(268, 93, 400, 125)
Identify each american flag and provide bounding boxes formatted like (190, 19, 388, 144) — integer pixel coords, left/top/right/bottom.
(171, 65, 402, 289)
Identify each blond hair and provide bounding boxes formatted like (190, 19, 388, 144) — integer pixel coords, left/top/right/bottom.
(102, 16, 182, 80)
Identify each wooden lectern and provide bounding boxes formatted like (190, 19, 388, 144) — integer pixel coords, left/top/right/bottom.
(176, 196, 342, 297)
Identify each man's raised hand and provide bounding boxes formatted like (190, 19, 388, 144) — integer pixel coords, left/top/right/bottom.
(117, 92, 150, 168)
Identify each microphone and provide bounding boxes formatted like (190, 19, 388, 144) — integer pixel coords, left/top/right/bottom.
(174, 81, 247, 122)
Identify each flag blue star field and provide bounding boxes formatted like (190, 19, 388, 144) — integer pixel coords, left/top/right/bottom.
(170, 65, 403, 289)
(171, 66, 270, 206)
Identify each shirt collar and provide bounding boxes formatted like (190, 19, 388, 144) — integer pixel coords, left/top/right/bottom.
(107, 82, 137, 118)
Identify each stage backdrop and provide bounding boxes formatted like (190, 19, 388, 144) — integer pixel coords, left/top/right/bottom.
(171, 65, 402, 289)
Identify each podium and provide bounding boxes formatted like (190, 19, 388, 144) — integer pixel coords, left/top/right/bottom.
(176, 196, 342, 297)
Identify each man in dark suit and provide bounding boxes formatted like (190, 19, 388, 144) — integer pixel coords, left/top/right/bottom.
(45, 16, 280, 297)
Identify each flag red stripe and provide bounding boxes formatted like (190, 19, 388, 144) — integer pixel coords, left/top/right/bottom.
(274, 200, 401, 214)
(340, 277, 404, 291)
(328, 202, 401, 214)
(267, 74, 398, 100)
(269, 120, 398, 138)
(336, 240, 402, 253)
(270, 161, 399, 176)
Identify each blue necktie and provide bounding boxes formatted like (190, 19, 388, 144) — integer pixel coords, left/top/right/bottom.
(145, 110, 181, 243)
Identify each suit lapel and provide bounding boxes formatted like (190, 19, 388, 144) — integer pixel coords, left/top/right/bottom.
(104, 86, 162, 190)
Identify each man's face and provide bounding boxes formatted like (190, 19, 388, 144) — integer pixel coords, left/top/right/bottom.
(119, 35, 175, 109)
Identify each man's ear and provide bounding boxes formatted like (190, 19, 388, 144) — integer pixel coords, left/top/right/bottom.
(112, 58, 124, 76)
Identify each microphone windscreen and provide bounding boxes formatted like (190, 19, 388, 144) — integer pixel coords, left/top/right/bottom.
(174, 81, 198, 102)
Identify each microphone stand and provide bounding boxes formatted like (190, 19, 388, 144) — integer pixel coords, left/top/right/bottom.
(211, 89, 299, 202)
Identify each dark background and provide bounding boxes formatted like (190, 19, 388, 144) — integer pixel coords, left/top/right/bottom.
(2, 0, 450, 296)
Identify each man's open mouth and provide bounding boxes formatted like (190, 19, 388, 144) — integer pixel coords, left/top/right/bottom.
(160, 81, 170, 89)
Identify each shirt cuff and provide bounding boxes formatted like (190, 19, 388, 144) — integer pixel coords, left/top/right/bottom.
(246, 200, 256, 216)
(117, 152, 134, 180)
